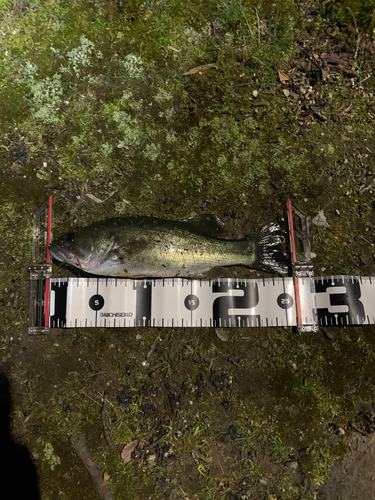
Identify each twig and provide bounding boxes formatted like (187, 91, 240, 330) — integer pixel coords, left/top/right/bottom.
(178, 484, 189, 498)
(360, 235, 373, 247)
(215, 457, 225, 474)
(347, 7, 360, 60)
(146, 340, 158, 359)
(101, 391, 114, 449)
(358, 182, 375, 194)
(81, 390, 102, 406)
(315, 168, 325, 184)
(359, 72, 372, 85)
(252, 56, 272, 70)
(343, 102, 352, 114)
(254, 7, 261, 43)
(70, 434, 115, 500)
(238, 1, 253, 37)
(227, 82, 253, 87)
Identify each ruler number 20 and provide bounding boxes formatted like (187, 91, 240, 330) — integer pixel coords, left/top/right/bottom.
(212, 282, 259, 324)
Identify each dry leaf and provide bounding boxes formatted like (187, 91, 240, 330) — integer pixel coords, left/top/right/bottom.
(167, 45, 180, 52)
(276, 65, 289, 82)
(121, 439, 138, 464)
(103, 472, 110, 485)
(183, 63, 218, 76)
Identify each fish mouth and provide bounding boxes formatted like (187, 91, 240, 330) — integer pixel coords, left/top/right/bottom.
(49, 243, 92, 269)
(49, 243, 75, 264)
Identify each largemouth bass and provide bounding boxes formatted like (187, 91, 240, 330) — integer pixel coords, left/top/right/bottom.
(49, 216, 288, 277)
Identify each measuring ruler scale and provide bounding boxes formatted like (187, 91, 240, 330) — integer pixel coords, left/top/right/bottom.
(44, 275, 374, 329)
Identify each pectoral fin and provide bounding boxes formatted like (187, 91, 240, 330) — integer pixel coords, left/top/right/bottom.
(114, 239, 148, 260)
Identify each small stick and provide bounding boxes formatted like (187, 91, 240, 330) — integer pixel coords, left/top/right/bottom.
(347, 8, 360, 60)
(254, 7, 261, 43)
(360, 235, 373, 247)
(359, 72, 372, 85)
(80, 391, 102, 406)
(101, 392, 114, 449)
(238, 1, 253, 37)
(358, 182, 375, 194)
(227, 82, 253, 87)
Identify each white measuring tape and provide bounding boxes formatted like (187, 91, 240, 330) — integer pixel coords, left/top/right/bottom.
(45, 275, 374, 329)
(28, 197, 375, 334)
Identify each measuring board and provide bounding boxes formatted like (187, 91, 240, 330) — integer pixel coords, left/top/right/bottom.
(41, 275, 372, 329)
(28, 197, 375, 334)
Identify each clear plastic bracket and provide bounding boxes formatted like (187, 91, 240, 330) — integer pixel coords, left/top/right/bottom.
(29, 196, 53, 335)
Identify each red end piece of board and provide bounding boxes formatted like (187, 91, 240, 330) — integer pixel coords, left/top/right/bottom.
(286, 199, 302, 327)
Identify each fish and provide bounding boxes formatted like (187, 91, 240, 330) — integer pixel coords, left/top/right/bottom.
(48, 216, 288, 278)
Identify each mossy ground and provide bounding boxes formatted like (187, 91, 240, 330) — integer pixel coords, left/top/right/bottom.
(1, 0, 375, 499)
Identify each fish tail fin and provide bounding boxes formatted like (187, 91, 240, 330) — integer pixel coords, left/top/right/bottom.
(251, 222, 289, 274)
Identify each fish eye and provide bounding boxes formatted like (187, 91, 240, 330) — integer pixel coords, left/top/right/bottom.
(66, 232, 75, 242)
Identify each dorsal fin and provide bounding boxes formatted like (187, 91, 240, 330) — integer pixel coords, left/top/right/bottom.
(181, 214, 225, 237)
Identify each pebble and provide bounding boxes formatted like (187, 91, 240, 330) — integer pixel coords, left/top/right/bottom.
(252, 90, 258, 97)
(283, 89, 290, 97)
(260, 340, 269, 348)
(215, 329, 229, 342)
(286, 461, 299, 469)
(259, 479, 268, 486)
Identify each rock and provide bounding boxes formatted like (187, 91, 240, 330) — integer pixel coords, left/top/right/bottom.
(141, 403, 156, 418)
(215, 328, 229, 342)
(302, 477, 318, 499)
(321, 327, 337, 341)
(283, 89, 290, 97)
(259, 479, 268, 486)
(312, 210, 330, 228)
(325, 433, 340, 448)
(355, 401, 374, 414)
(252, 90, 258, 97)
(260, 340, 269, 348)
(286, 461, 299, 469)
